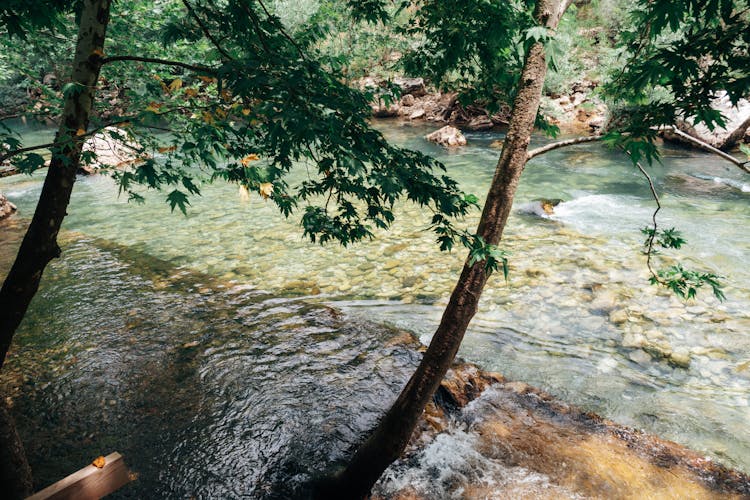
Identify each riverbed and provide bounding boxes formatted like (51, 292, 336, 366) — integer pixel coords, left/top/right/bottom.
(1, 121, 748, 497)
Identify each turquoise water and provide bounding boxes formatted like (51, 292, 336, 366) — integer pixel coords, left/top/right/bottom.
(1, 121, 749, 494)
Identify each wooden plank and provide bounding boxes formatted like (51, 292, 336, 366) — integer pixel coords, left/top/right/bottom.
(26, 452, 133, 500)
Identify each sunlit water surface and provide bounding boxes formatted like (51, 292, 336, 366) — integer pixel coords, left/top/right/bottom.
(1, 122, 748, 497)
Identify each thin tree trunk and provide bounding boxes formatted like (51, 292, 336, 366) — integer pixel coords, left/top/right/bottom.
(0, 0, 112, 370)
(319, 1, 568, 498)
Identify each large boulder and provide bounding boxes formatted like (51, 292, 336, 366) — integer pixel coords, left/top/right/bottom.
(393, 76, 426, 97)
(425, 125, 466, 147)
(80, 126, 142, 174)
(0, 193, 17, 220)
(665, 92, 750, 150)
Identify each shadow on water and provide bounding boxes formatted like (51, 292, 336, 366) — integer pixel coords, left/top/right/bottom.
(0, 233, 421, 498)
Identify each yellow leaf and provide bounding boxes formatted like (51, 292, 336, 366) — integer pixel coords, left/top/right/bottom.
(258, 182, 273, 199)
(91, 456, 106, 468)
(91, 48, 105, 57)
(241, 108, 252, 116)
(240, 154, 260, 166)
(146, 102, 161, 113)
(76, 128, 86, 136)
(214, 108, 227, 119)
(184, 88, 198, 98)
(168, 78, 183, 92)
(197, 75, 216, 84)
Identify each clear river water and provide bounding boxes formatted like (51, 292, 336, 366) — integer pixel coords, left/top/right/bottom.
(0, 121, 748, 498)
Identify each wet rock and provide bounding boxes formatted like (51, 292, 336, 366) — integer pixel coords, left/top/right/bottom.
(668, 350, 691, 369)
(0, 193, 17, 220)
(629, 349, 652, 365)
(391, 361, 750, 500)
(425, 126, 466, 147)
(609, 309, 628, 325)
(516, 198, 563, 218)
(622, 333, 646, 349)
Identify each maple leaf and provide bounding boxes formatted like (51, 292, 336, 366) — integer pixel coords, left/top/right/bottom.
(259, 182, 273, 199)
(241, 154, 260, 166)
(91, 456, 106, 468)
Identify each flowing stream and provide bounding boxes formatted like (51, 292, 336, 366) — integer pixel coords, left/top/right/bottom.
(1, 121, 749, 497)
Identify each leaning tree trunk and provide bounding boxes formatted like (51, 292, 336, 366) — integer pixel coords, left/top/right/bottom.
(0, 0, 112, 370)
(320, 1, 569, 498)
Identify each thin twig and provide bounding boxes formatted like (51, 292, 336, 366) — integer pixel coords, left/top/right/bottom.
(182, 0, 235, 61)
(622, 147, 663, 284)
(256, 0, 308, 62)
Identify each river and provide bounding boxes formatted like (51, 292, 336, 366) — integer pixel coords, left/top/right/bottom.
(1, 121, 748, 497)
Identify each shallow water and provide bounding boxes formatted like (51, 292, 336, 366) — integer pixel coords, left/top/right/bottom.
(1, 121, 749, 494)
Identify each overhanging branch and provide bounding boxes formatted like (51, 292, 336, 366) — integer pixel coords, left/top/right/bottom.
(526, 135, 603, 160)
(664, 126, 750, 174)
(101, 56, 216, 74)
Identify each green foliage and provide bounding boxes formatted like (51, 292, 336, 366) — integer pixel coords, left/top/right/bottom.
(464, 234, 509, 280)
(649, 265, 725, 301)
(400, 0, 530, 111)
(606, 0, 750, 137)
(641, 227, 685, 251)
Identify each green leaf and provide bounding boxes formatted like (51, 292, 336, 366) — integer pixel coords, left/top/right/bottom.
(166, 189, 190, 215)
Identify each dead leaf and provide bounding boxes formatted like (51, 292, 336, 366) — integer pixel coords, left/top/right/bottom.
(91, 48, 105, 57)
(157, 146, 177, 153)
(92, 456, 106, 468)
(241, 154, 260, 166)
(76, 128, 86, 136)
(168, 78, 183, 92)
(184, 88, 198, 98)
(258, 182, 273, 199)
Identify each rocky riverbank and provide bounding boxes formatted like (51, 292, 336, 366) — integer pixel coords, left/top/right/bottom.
(365, 76, 750, 151)
(0, 193, 17, 221)
(374, 360, 750, 499)
(363, 75, 608, 135)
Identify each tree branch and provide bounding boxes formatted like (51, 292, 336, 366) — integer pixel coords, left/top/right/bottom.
(181, 0, 235, 61)
(625, 148, 663, 283)
(664, 126, 750, 174)
(101, 55, 216, 74)
(526, 134, 603, 160)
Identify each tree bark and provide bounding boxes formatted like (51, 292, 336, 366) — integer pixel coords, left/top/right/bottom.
(0, 398, 33, 499)
(319, 1, 567, 498)
(719, 114, 750, 152)
(0, 0, 112, 370)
